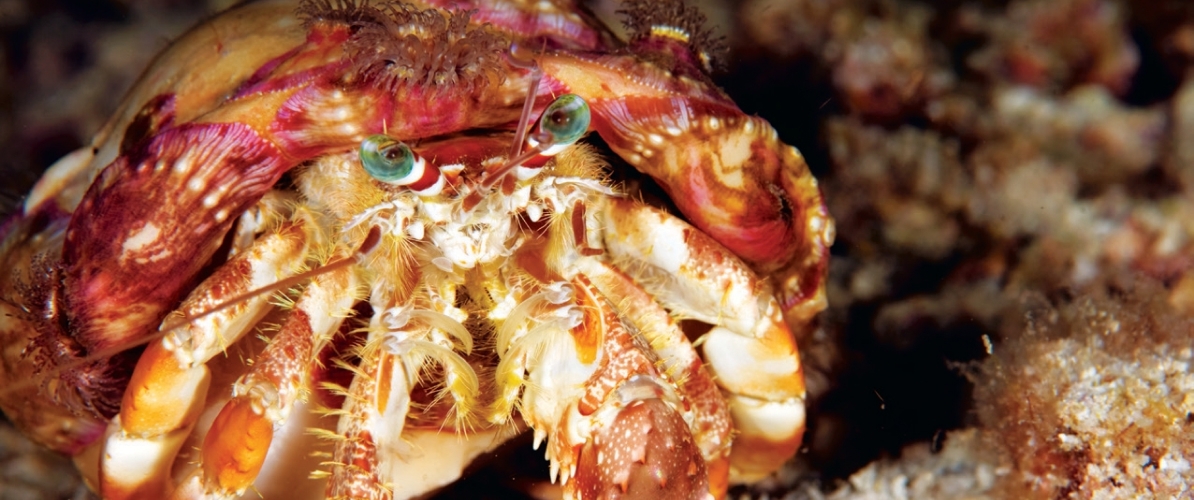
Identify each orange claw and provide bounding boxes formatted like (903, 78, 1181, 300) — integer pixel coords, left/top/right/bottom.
(183, 260, 359, 497)
(202, 397, 274, 493)
(119, 342, 203, 435)
(100, 342, 209, 500)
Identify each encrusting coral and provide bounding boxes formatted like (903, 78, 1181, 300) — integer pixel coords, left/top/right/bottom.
(735, 0, 1194, 498)
(977, 281, 1194, 498)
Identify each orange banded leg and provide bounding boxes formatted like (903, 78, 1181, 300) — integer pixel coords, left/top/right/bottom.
(325, 347, 516, 500)
(172, 262, 360, 498)
(600, 198, 806, 482)
(324, 337, 406, 500)
(326, 293, 509, 500)
(100, 220, 310, 499)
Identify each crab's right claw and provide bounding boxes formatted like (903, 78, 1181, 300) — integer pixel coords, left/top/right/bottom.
(574, 382, 711, 500)
(563, 275, 711, 500)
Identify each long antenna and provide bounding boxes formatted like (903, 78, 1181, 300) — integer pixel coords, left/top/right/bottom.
(508, 42, 543, 160)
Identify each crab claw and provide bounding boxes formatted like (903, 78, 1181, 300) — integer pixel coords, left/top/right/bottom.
(575, 376, 709, 500)
(512, 274, 713, 499)
(596, 107, 832, 326)
(540, 56, 834, 326)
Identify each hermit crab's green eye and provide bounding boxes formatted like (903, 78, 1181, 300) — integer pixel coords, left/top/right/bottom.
(360, 135, 418, 184)
(359, 134, 445, 197)
(533, 94, 590, 156)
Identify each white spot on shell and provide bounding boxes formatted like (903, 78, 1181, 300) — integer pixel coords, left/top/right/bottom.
(647, 133, 664, 146)
(202, 194, 219, 209)
(173, 157, 193, 174)
(187, 178, 205, 192)
(665, 126, 682, 137)
(713, 132, 751, 188)
(707, 117, 720, 130)
(214, 209, 229, 223)
(122, 223, 161, 253)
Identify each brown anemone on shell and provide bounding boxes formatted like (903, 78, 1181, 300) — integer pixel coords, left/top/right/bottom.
(18, 253, 136, 420)
(616, 0, 727, 74)
(299, 0, 508, 93)
(296, 0, 392, 27)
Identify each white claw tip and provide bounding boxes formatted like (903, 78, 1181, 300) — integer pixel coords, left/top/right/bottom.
(407, 221, 425, 240)
(544, 282, 574, 304)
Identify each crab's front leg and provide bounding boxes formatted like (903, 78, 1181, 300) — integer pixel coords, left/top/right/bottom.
(600, 197, 807, 482)
(602, 106, 832, 328)
(323, 319, 407, 500)
(97, 214, 315, 499)
(168, 259, 360, 499)
(325, 289, 513, 500)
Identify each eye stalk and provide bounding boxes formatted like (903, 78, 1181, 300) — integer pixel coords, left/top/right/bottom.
(528, 93, 591, 157)
(359, 135, 444, 196)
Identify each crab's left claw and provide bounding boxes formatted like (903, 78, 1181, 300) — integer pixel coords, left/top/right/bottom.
(541, 56, 834, 329)
(601, 108, 833, 328)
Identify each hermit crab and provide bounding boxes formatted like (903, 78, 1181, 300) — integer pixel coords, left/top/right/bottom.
(0, 0, 832, 498)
